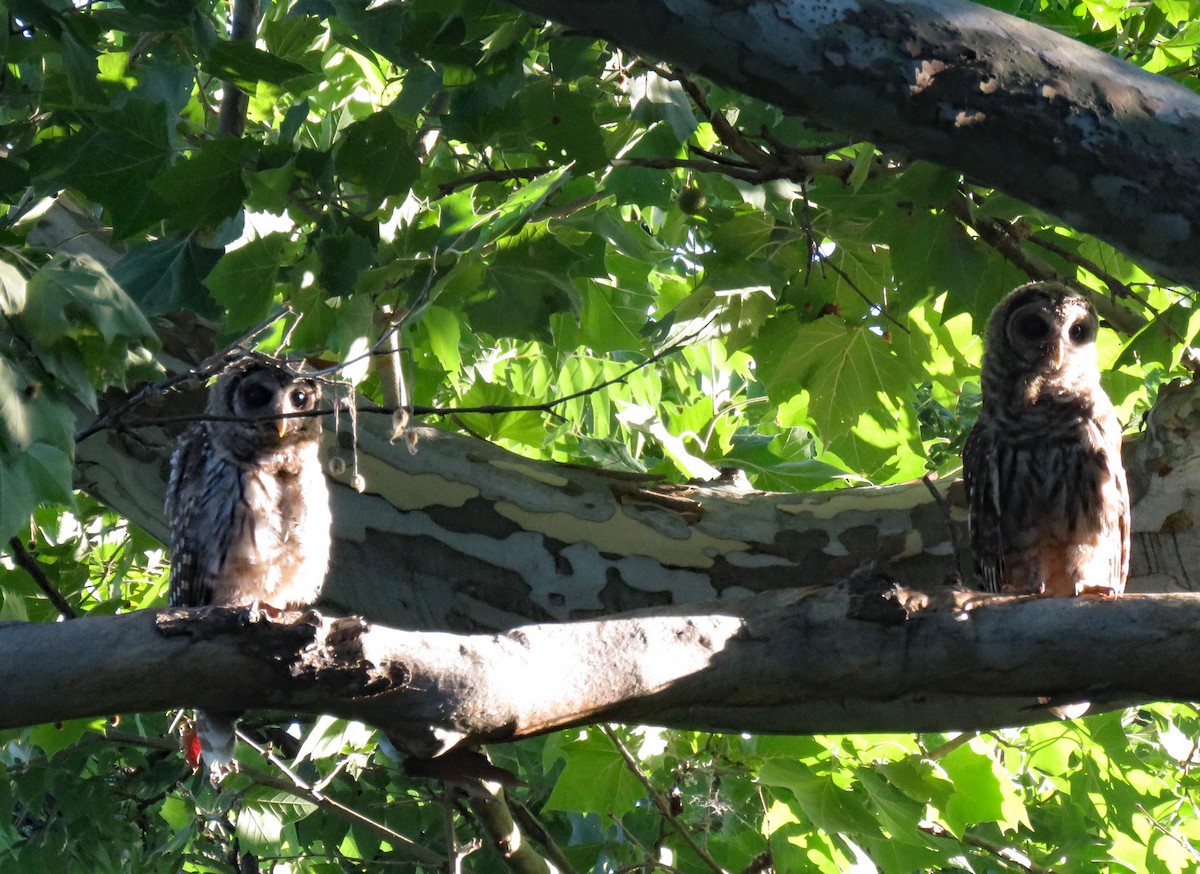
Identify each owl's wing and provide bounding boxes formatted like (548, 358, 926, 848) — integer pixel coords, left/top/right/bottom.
(1109, 432, 1132, 594)
(962, 421, 1004, 593)
(166, 427, 220, 608)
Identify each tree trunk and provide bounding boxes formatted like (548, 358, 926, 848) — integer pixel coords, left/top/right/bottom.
(500, 0, 1200, 287)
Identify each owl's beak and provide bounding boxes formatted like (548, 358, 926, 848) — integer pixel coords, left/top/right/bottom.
(1050, 339, 1066, 369)
(277, 418, 289, 438)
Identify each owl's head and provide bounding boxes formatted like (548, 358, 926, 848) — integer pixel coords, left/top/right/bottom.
(208, 355, 322, 450)
(984, 282, 1101, 394)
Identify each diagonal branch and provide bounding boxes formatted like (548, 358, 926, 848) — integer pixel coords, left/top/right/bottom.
(7, 537, 78, 619)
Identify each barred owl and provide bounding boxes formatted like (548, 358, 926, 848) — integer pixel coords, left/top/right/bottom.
(962, 282, 1129, 597)
(166, 354, 332, 775)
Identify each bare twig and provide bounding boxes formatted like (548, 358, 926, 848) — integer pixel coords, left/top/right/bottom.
(73, 310, 295, 443)
(7, 536, 78, 619)
(81, 330, 700, 438)
(437, 167, 553, 197)
(923, 731, 978, 761)
(1024, 231, 1166, 322)
(920, 821, 1055, 874)
(465, 785, 554, 874)
(922, 473, 965, 581)
(812, 250, 911, 334)
(601, 726, 725, 874)
(946, 192, 1146, 335)
(235, 736, 445, 866)
(508, 796, 580, 874)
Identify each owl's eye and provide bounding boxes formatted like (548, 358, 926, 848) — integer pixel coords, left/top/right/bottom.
(289, 387, 310, 408)
(240, 382, 273, 409)
(1013, 313, 1050, 342)
(1068, 320, 1092, 344)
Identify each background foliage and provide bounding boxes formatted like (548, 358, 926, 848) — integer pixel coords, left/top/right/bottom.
(3, 0, 1200, 870)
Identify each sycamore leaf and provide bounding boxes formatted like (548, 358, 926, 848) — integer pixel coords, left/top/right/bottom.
(753, 316, 917, 440)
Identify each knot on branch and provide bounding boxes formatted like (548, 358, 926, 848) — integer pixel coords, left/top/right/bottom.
(154, 607, 401, 698)
(845, 566, 912, 625)
(844, 567, 980, 624)
(291, 615, 402, 697)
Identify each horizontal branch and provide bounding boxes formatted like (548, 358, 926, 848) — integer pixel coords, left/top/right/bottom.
(3, 581, 1199, 750)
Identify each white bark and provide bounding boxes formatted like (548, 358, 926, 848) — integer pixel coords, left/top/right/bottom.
(76, 368, 1200, 634)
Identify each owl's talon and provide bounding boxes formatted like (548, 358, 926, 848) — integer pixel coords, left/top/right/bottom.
(1075, 582, 1119, 598)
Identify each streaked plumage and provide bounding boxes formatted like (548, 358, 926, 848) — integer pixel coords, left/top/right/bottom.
(166, 354, 331, 775)
(962, 282, 1129, 597)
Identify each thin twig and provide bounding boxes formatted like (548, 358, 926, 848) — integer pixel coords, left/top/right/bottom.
(235, 734, 445, 866)
(1024, 231, 1166, 321)
(601, 726, 725, 874)
(437, 166, 553, 197)
(508, 796, 580, 874)
(73, 309, 295, 443)
(920, 821, 1055, 874)
(82, 331, 700, 438)
(7, 537, 77, 619)
(922, 473, 965, 581)
(945, 191, 1146, 335)
(812, 250, 911, 334)
(923, 731, 978, 761)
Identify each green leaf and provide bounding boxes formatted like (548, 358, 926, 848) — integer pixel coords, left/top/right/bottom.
(335, 112, 421, 205)
(30, 98, 174, 237)
(630, 71, 698, 143)
(236, 788, 291, 854)
(421, 305, 462, 374)
(204, 40, 315, 87)
(936, 740, 1029, 836)
(752, 316, 916, 440)
(521, 85, 609, 172)
(204, 233, 294, 332)
(758, 758, 881, 837)
(151, 138, 256, 229)
(113, 237, 223, 317)
(12, 255, 159, 408)
(29, 718, 103, 758)
(317, 230, 376, 296)
(544, 735, 645, 815)
(443, 164, 574, 253)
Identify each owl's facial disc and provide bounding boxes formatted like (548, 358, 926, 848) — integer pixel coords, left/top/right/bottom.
(237, 378, 274, 412)
(1007, 304, 1059, 367)
(277, 380, 320, 439)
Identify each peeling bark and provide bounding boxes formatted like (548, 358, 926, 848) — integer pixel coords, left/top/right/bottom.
(76, 366, 1200, 634)
(500, 0, 1200, 287)
(3, 580, 1199, 745)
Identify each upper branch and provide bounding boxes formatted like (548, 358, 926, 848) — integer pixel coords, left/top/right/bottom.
(501, 0, 1200, 287)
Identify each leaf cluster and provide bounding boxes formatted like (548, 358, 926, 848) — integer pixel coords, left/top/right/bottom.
(4, 0, 1200, 870)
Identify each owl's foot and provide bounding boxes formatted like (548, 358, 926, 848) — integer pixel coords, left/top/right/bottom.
(241, 600, 287, 623)
(999, 579, 1046, 596)
(207, 758, 239, 787)
(1074, 582, 1121, 598)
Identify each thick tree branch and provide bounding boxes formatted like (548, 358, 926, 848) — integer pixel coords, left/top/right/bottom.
(3, 583, 1200, 747)
(76, 359, 1200, 635)
(500, 0, 1200, 287)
